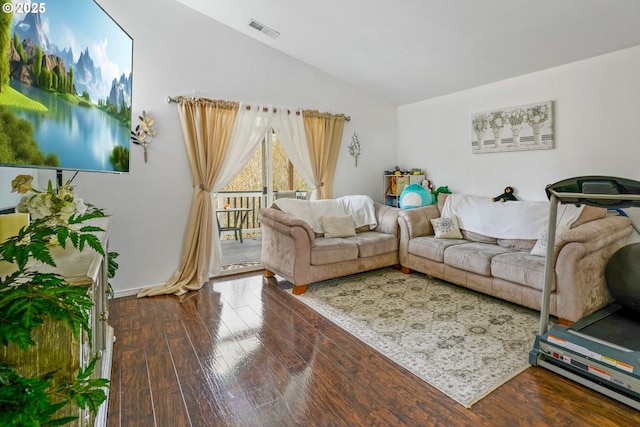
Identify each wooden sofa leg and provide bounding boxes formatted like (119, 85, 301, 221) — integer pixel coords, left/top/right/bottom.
(292, 284, 309, 295)
(401, 266, 412, 274)
(264, 269, 276, 278)
(558, 318, 573, 326)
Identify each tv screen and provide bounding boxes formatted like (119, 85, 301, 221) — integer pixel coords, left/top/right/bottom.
(0, 0, 133, 173)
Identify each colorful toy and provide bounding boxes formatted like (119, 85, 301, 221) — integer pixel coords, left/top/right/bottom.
(399, 184, 433, 209)
(492, 186, 518, 202)
(433, 186, 451, 200)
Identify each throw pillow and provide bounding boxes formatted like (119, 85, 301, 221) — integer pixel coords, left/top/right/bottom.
(530, 225, 569, 257)
(321, 215, 356, 238)
(430, 216, 463, 239)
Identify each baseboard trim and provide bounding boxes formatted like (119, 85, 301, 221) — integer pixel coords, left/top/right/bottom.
(113, 287, 145, 298)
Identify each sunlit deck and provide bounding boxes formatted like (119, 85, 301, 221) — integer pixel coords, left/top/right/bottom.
(220, 235, 262, 275)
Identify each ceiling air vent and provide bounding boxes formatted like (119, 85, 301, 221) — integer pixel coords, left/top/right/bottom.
(248, 19, 280, 39)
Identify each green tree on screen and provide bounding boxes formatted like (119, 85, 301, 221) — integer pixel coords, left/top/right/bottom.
(0, 105, 60, 166)
(0, 2, 11, 92)
(32, 46, 43, 80)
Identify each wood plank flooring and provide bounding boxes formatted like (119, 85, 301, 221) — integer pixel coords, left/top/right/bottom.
(106, 271, 640, 426)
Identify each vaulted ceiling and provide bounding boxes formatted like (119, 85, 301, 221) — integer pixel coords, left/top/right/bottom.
(176, 0, 640, 106)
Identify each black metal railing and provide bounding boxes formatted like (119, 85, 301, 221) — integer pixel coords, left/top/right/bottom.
(214, 190, 310, 238)
(215, 191, 263, 234)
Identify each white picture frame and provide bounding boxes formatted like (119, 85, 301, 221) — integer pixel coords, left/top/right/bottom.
(471, 100, 554, 154)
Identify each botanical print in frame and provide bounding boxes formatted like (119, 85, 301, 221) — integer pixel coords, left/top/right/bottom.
(471, 101, 554, 154)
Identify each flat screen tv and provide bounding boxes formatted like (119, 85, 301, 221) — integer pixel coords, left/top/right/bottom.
(0, 0, 133, 173)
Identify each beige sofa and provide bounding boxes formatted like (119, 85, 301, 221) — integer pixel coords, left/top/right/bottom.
(398, 194, 633, 323)
(260, 198, 401, 295)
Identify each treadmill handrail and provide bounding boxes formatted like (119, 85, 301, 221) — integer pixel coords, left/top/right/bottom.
(548, 189, 640, 204)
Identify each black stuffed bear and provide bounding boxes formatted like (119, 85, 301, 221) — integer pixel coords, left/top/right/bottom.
(492, 186, 518, 202)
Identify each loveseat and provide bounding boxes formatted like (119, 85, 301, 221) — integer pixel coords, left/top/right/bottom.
(398, 194, 633, 323)
(260, 196, 401, 295)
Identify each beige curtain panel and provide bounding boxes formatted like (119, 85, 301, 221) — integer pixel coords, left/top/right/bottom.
(137, 97, 239, 297)
(303, 110, 346, 200)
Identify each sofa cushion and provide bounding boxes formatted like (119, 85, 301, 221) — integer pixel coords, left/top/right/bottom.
(572, 205, 606, 228)
(321, 215, 356, 238)
(311, 238, 359, 265)
(461, 229, 497, 244)
(444, 242, 513, 276)
(491, 251, 552, 292)
(408, 236, 466, 262)
(496, 238, 537, 251)
(349, 231, 398, 258)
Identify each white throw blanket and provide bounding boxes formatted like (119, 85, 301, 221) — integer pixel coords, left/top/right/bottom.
(440, 194, 584, 240)
(274, 195, 377, 233)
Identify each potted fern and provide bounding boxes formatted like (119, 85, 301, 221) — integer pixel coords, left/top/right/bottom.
(0, 176, 118, 426)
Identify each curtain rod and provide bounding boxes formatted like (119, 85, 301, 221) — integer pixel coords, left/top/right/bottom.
(166, 96, 350, 121)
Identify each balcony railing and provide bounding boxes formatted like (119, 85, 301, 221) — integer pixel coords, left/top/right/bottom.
(215, 191, 263, 236)
(214, 190, 309, 239)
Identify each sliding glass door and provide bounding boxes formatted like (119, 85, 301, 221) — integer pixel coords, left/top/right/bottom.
(217, 131, 311, 274)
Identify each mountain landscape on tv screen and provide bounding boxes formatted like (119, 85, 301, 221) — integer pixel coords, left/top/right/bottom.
(0, 0, 133, 173)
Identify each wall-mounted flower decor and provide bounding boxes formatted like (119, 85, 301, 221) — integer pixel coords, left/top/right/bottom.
(131, 111, 157, 162)
(348, 132, 361, 167)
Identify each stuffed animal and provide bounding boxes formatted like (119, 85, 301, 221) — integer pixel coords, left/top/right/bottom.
(432, 186, 451, 205)
(399, 183, 433, 209)
(492, 186, 518, 202)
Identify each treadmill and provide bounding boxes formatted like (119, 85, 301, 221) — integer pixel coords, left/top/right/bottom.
(529, 176, 640, 409)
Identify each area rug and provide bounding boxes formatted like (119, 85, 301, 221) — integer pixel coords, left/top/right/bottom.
(221, 261, 262, 271)
(287, 268, 540, 408)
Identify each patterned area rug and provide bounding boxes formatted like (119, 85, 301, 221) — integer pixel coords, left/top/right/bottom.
(288, 268, 540, 408)
(221, 261, 262, 271)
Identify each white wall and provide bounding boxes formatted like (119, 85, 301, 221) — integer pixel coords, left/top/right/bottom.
(43, 0, 395, 296)
(398, 45, 640, 202)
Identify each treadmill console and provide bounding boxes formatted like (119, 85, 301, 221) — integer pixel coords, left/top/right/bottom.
(545, 176, 640, 208)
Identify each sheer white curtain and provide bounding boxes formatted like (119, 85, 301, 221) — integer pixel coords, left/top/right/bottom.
(209, 104, 274, 276)
(271, 109, 319, 199)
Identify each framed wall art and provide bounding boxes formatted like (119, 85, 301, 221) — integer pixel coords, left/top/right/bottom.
(471, 100, 554, 154)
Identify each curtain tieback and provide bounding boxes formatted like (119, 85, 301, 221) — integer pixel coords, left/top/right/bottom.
(198, 184, 205, 190)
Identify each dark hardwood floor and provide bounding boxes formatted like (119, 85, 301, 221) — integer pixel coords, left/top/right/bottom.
(106, 271, 640, 427)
